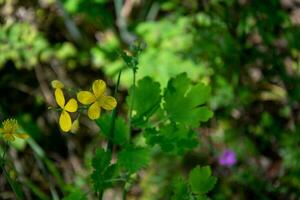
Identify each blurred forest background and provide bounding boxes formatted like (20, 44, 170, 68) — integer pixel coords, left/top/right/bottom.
(1, 0, 300, 199)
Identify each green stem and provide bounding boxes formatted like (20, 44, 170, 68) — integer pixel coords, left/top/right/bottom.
(122, 188, 127, 200)
(100, 70, 122, 200)
(24, 178, 50, 200)
(104, 178, 126, 183)
(99, 190, 103, 200)
(107, 70, 122, 152)
(1, 143, 23, 200)
(28, 139, 61, 199)
(2, 166, 22, 200)
(1, 142, 8, 165)
(127, 69, 136, 139)
(122, 69, 136, 200)
(49, 105, 88, 112)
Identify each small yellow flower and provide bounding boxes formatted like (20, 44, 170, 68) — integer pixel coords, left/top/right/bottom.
(77, 80, 117, 120)
(51, 80, 64, 89)
(55, 88, 78, 132)
(0, 119, 29, 141)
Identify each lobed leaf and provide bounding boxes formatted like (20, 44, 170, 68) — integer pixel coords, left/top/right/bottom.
(171, 177, 193, 200)
(127, 76, 162, 127)
(144, 124, 198, 154)
(96, 114, 129, 146)
(188, 166, 217, 195)
(164, 73, 213, 127)
(91, 149, 118, 193)
(118, 145, 150, 174)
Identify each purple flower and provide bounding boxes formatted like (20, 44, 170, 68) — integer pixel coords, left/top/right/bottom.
(218, 149, 237, 167)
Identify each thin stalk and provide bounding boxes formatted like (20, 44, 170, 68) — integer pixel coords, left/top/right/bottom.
(24, 178, 50, 200)
(122, 188, 127, 200)
(100, 70, 122, 200)
(28, 139, 61, 198)
(104, 178, 126, 183)
(107, 70, 122, 152)
(2, 166, 23, 200)
(99, 190, 103, 200)
(122, 69, 137, 200)
(1, 142, 8, 165)
(34, 153, 59, 200)
(1, 143, 23, 200)
(127, 69, 136, 139)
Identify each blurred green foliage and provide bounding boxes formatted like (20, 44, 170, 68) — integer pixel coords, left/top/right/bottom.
(0, 22, 49, 69)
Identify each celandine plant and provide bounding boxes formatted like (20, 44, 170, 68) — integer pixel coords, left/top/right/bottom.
(50, 44, 217, 200)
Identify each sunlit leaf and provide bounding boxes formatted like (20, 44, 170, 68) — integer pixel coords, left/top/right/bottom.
(127, 77, 162, 127)
(164, 73, 213, 127)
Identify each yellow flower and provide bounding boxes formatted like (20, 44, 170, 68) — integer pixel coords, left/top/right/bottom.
(55, 88, 78, 132)
(77, 80, 117, 120)
(51, 80, 64, 89)
(0, 119, 29, 141)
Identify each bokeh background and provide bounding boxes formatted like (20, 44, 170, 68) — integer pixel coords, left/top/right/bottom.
(1, 0, 300, 199)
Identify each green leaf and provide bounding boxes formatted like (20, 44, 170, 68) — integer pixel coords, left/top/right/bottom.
(144, 123, 198, 154)
(91, 149, 118, 193)
(118, 145, 150, 173)
(63, 189, 87, 200)
(197, 195, 210, 200)
(96, 114, 129, 146)
(164, 73, 213, 127)
(92, 149, 111, 171)
(127, 76, 162, 127)
(188, 166, 217, 195)
(171, 177, 193, 200)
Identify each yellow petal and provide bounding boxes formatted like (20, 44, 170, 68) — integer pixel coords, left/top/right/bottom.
(51, 80, 64, 89)
(55, 88, 65, 108)
(101, 96, 117, 110)
(4, 134, 15, 141)
(92, 80, 106, 98)
(15, 133, 29, 139)
(88, 102, 101, 120)
(65, 98, 78, 112)
(70, 119, 79, 134)
(0, 128, 3, 134)
(77, 91, 95, 105)
(59, 110, 72, 132)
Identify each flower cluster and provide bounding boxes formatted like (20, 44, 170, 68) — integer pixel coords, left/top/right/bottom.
(51, 79, 117, 133)
(0, 119, 29, 141)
